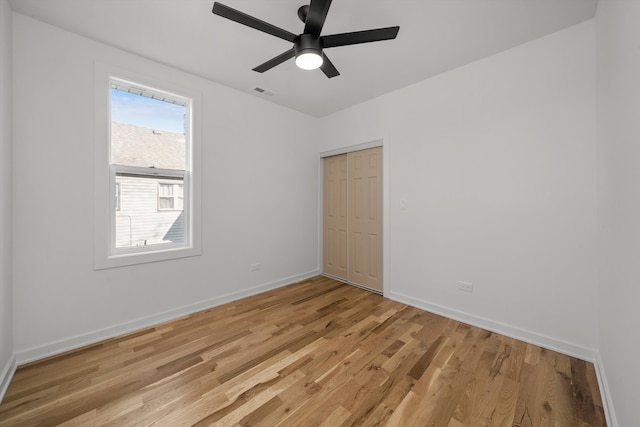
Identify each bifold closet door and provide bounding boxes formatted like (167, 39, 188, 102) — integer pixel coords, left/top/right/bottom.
(347, 147, 382, 291)
(323, 154, 348, 280)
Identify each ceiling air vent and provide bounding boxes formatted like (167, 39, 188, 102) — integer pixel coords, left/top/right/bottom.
(253, 87, 275, 97)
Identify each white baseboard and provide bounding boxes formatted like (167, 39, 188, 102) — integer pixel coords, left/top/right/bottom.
(386, 290, 598, 362)
(0, 354, 17, 404)
(16, 270, 320, 365)
(594, 353, 618, 427)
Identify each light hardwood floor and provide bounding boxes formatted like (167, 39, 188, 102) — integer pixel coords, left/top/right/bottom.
(0, 276, 606, 426)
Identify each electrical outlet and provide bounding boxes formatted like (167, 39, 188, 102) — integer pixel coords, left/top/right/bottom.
(458, 281, 473, 292)
(251, 263, 261, 271)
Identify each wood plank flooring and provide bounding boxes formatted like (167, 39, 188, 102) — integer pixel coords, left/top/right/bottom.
(0, 276, 606, 426)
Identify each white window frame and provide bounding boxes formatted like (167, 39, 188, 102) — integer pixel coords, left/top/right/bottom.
(115, 182, 121, 211)
(94, 63, 201, 269)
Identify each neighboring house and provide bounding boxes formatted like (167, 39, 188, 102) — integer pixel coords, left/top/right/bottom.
(111, 122, 185, 248)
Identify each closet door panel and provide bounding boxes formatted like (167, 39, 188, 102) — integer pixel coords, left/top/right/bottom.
(348, 147, 383, 291)
(323, 154, 348, 279)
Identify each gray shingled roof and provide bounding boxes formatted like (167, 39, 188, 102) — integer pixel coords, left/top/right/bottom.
(111, 122, 185, 170)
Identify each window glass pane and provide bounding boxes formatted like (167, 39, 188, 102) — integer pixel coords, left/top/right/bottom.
(110, 81, 189, 252)
(115, 174, 184, 248)
(158, 183, 173, 197)
(110, 87, 186, 170)
(159, 197, 174, 210)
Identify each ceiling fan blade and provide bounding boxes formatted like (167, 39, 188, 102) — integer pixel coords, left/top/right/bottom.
(320, 53, 340, 78)
(212, 2, 297, 43)
(304, 0, 332, 36)
(321, 26, 400, 48)
(252, 48, 296, 73)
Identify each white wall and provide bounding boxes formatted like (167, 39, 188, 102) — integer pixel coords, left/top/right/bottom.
(0, 0, 14, 398)
(596, 2, 640, 426)
(320, 21, 599, 357)
(11, 14, 320, 361)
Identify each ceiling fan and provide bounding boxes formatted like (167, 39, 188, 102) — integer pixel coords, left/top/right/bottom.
(212, 0, 400, 78)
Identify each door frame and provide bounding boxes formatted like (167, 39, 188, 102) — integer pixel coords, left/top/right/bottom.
(318, 139, 390, 295)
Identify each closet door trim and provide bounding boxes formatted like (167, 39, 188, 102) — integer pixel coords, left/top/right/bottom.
(320, 139, 383, 159)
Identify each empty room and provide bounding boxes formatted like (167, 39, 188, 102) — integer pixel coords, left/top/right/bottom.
(0, 0, 638, 425)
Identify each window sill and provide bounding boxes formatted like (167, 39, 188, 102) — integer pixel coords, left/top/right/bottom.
(94, 244, 201, 270)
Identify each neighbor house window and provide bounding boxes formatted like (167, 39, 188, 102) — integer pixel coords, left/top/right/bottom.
(94, 65, 201, 269)
(158, 181, 184, 211)
(115, 182, 121, 211)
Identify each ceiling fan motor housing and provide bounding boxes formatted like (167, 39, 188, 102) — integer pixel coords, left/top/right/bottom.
(294, 33, 322, 56)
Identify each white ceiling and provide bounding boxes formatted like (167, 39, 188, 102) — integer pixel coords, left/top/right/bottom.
(9, 0, 597, 117)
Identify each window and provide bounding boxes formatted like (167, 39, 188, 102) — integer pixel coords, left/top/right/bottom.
(94, 64, 201, 269)
(111, 79, 190, 250)
(158, 181, 184, 211)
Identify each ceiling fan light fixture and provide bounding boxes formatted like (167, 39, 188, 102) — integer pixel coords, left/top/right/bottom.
(295, 51, 323, 70)
(294, 34, 323, 70)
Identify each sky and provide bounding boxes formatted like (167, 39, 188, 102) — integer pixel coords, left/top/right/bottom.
(111, 88, 186, 134)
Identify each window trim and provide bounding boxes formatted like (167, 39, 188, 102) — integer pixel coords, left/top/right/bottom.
(94, 62, 202, 269)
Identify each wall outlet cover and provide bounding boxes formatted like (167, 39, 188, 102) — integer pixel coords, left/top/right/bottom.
(458, 281, 473, 292)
